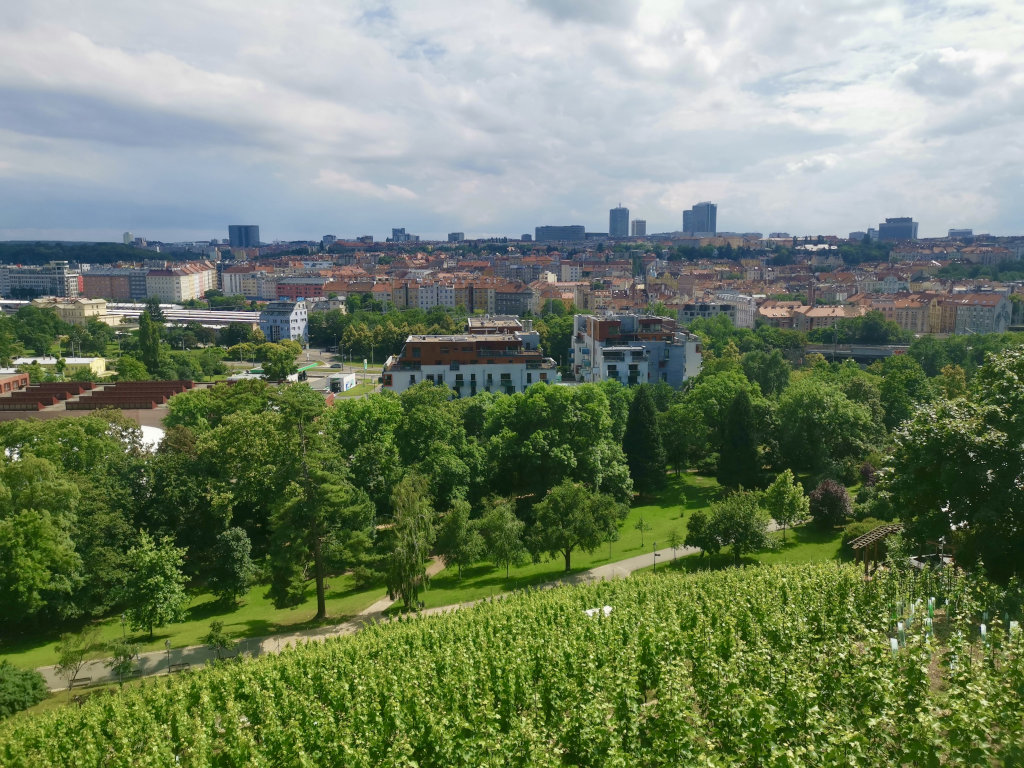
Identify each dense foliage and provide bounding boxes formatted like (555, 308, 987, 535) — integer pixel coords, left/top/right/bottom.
(2, 564, 1021, 766)
(0, 661, 47, 719)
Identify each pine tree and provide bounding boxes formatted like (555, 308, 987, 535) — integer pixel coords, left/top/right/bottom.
(622, 385, 666, 495)
(718, 389, 759, 489)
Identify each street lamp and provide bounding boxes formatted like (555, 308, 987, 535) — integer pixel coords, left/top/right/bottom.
(164, 639, 171, 673)
(120, 613, 126, 640)
(653, 542, 661, 573)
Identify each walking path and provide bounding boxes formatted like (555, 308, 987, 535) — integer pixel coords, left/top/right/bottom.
(35, 538, 735, 692)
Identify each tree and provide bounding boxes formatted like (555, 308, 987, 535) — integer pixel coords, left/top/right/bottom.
(717, 389, 760, 489)
(634, 515, 652, 548)
(0, 660, 48, 718)
(809, 479, 853, 529)
(260, 343, 299, 382)
(741, 349, 790, 397)
(529, 481, 627, 572)
(54, 626, 100, 694)
(121, 532, 189, 639)
(202, 620, 235, 660)
(886, 347, 1024, 581)
(435, 499, 484, 579)
(776, 377, 878, 474)
(269, 468, 374, 618)
(667, 528, 682, 559)
(137, 311, 161, 374)
(105, 639, 138, 686)
(622, 385, 666, 495)
(385, 474, 436, 610)
(877, 355, 930, 430)
(708, 491, 774, 565)
(144, 297, 165, 322)
(684, 509, 720, 558)
(115, 354, 149, 381)
(478, 498, 527, 578)
(207, 527, 257, 605)
(762, 469, 809, 542)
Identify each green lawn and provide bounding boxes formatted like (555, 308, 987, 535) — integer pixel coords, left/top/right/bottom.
(407, 473, 723, 611)
(2, 575, 386, 671)
(636, 522, 846, 575)
(334, 381, 376, 398)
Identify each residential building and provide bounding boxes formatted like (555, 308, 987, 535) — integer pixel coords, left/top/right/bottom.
(948, 293, 1011, 335)
(877, 217, 918, 242)
(228, 225, 260, 248)
(631, 219, 646, 237)
(0, 372, 30, 394)
(144, 262, 217, 302)
(0, 261, 81, 298)
(678, 301, 737, 326)
(713, 292, 759, 328)
(791, 305, 865, 333)
(570, 313, 702, 387)
(609, 206, 629, 238)
(81, 267, 148, 301)
(682, 202, 717, 235)
(381, 330, 556, 396)
(276, 276, 329, 301)
(535, 225, 585, 242)
(258, 300, 309, 343)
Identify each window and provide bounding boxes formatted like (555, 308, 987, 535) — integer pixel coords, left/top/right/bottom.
(526, 373, 532, 384)
(409, 375, 416, 384)
(412, 348, 421, 358)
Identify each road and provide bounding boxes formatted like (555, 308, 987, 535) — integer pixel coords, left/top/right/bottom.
(35, 541, 703, 692)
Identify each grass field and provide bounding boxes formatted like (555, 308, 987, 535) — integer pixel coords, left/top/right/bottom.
(636, 521, 846, 575)
(409, 473, 723, 610)
(2, 575, 386, 671)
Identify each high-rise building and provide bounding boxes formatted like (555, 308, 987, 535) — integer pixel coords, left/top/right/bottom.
(877, 217, 918, 242)
(609, 205, 629, 238)
(390, 228, 419, 243)
(682, 202, 717, 235)
(631, 219, 646, 237)
(535, 225, 585, 242)
(0, 261, 81, 298)
(122, 231, 133, 245)
(228, 225, 260, 248)
(448, 232, 465, 242)
(948, 228, 973, 241)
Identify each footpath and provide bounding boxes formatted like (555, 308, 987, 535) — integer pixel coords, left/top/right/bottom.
(36, 543, 705, 692)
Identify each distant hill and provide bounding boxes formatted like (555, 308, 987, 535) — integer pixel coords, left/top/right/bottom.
(0, 242, 179, 265)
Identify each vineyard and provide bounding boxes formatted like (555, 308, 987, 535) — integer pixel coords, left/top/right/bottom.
(3, 563, 1022, 766)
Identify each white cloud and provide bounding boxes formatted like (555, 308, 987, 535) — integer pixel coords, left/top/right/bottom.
(0, 0, 1022, 240)
(313, 170, 418, 201)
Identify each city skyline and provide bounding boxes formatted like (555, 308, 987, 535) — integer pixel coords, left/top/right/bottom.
(1, 1, 1022, 242)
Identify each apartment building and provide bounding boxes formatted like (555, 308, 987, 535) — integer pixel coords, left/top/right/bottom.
(258, 300, 308, 343)
(145, 262, 216, 302)
(570, 313, 702, 387)
(0, 261, 81, 298)
(381, 329, 557, 396)
(81, 267, 148, 301)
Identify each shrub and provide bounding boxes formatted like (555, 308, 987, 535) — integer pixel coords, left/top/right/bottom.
(859, 462, 877, 487)
(0, 660, 47, 719)
(809, 479, 853, 529)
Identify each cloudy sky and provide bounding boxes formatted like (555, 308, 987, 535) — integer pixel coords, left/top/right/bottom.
(1, 0, 1022, 242)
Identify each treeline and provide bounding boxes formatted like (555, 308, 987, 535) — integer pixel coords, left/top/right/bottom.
(5, 318, 1024, 642)
(0, 242, 147, 266)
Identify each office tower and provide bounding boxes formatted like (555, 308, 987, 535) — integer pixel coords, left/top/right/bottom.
(228, 225, 260, 248)
(609, 205, 629, 238)
(448, 232, 465, 242)
(877, 217, 918, 242)
(631, 219, 646, 237)
(535, 225, 586, 242)
(948, 228, 973, 241)
(122, 231, 133, 245)
(682, 202, 717, 235)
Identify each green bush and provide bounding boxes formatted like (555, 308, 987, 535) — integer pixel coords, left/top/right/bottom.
(0, 661, 48, 718)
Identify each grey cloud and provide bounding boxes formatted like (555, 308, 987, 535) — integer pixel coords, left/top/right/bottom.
(525, 0, 637, 26)
(0, 88, 249, 149)
(900, 50, 987, 97)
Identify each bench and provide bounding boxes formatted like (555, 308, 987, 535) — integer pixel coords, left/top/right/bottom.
(70, 677, 92, 688)
(168, 663, 191, 673)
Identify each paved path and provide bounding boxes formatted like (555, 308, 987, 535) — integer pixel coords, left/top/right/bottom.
(36, 531, 768, 692)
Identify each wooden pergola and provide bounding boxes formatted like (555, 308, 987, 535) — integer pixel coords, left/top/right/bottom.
(850, 523, 903, 578)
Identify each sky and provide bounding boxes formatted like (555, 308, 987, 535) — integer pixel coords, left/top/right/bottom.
(0, 0, 1022, 243)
